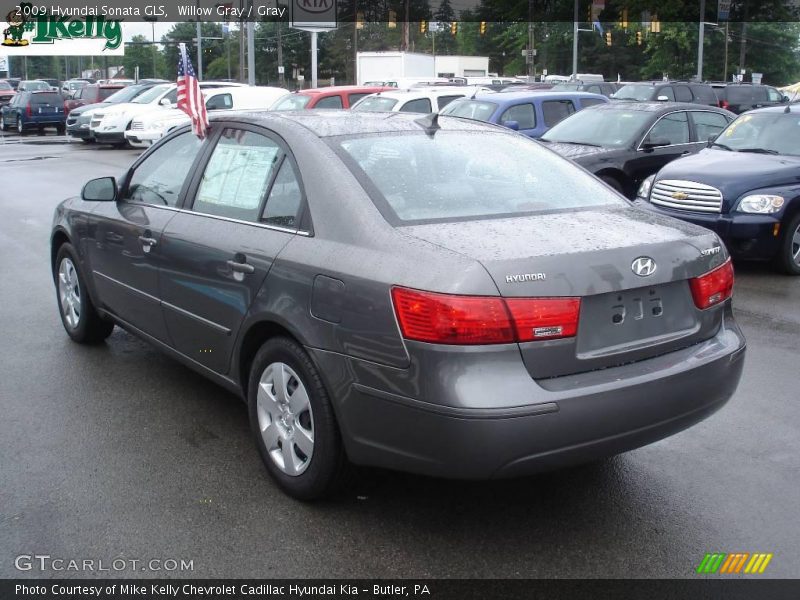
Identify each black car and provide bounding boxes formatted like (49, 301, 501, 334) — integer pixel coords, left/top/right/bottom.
(710, 83, 790, 114)
(637, 104, 800, 274)
(550, 81, 619, 97)
(612, 81, 719, 107)
(540, 102, 736, 199)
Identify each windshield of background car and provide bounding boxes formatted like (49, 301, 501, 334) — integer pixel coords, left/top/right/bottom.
(0, 81, 11, 90)
(717, 112, 800, 156)
(439, 99, 498, 121)
(351, 96, 399, 111)
(31, 92, 62, 104)
(612, 85, 655, 101)
(104, 85, 147, 103)
(551, 83, 582, 92)
(271, 94, 312, 110)
(26, 81, 50, 91)
(98, 87, 122, 101)
(333, 131, 625, 224)
(542, 108, 651, 147)
(132, 85, 170, 104)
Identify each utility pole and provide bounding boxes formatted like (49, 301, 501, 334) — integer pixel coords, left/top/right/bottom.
(402, 0, 410, 51)
(196, 0, 203, 79)
(239, 0, 246, 82)
(528, 0, 534, 80)
(277, 20, 284, 86)
(572, 0, 579, 78)
(723, 21, 729, 81)
(247, 19, 255, 85)
(697, 0, 705, 81)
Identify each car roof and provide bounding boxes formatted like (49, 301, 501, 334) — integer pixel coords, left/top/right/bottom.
(297, 85, 392, 96)
(370, 87, 488, 100)
(599, 101, 719, 113)
(210, 109, 505, 137)
(479, 90, 607, 102)
(746, 104, 800, 114)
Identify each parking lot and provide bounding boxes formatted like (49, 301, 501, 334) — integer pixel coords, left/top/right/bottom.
(1, 136, 799, 579)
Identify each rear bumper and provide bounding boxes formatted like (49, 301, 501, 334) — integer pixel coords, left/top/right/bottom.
(310, 308, 746, 479)
(637, 200, 781, 260)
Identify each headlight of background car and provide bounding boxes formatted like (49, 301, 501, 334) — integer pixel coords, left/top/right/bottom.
(637, 174, 655, 200)
(737, 194, 785, 214)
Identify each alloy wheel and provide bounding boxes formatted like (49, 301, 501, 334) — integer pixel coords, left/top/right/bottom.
(58, 257, 81, 330)
(792, 222, 800, 268)
(256, 362, 315, 476)
(17, 117, 23, 134)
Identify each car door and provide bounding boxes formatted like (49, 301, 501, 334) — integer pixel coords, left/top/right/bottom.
(539, 99, 576, 136)
(157, 125, 305, 374)
(87, 131, 204, 342)
(498, 102, 537, 137)
(626, 110, 693, 185)
(765, 86, 786, 108)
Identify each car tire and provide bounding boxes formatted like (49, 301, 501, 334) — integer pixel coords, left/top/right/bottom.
(54, 243, 115, 343)
(16, 116, 25, 135)
(599, 175, 624, 194)
(248, 336, 352, 500)
(57, 125, 66, 135)
(0, 114, 7, 131)
(775, 213, 800, 276)
(81, 138, 95, 144)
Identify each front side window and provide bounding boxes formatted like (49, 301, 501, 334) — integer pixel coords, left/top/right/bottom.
(767, 87, 784, 102)
(193, 129, 281, 222)
(645, 112, 690, 146)
(124, 132, 203, 206)
(436, 95, 463, 110)
(206, 93, 233, 110)
(351, 96, 398, 112)
(334, 131, 625, 225)
(400, 98, 432, 113)
(440, 99, 497, 121)
(271, 94, 312, 110)
(541, 100, 575, 127)
(500, 103, 536, 129)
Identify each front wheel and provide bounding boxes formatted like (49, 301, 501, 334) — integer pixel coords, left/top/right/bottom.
(0, 114, 7, 131)
(16, 116, 24, 135)
(54, 243, 115, 343)
(775, 213, 800, 275)
(248, 337, 351, 500)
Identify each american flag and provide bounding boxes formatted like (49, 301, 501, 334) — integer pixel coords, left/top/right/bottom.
(177, 43, 208, 139)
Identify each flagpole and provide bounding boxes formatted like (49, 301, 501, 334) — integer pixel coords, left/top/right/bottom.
(196, 0, 203, 80)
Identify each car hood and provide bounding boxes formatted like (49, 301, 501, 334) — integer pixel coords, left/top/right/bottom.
(96, 102, 159, 118)
(69, 101, 111, 117)
(656, 148, 800, 206)
(138, 108, 188, 127)
(540, 141, 622, 162)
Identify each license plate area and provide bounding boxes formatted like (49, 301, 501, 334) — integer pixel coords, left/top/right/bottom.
(576, 281, 698, 359)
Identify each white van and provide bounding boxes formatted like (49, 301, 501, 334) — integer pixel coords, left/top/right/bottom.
(351, 87, 493, 114)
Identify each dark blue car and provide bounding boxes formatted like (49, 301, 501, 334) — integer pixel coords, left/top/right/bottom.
(0, 90, 66, 135)
(638, 104, 800, 274)
(439, 91, 608, 138)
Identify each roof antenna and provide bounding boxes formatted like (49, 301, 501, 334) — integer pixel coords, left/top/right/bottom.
(414, 112, 440, 136)
(785, 102, 792, 113)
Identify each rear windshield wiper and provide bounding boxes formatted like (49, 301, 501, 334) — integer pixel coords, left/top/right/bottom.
(736, 148, 780, 155)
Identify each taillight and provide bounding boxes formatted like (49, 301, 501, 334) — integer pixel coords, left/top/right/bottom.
(720, 100, 729, 109)
(64, 101, 68, 114)
(25, 103, 31, 117)
(689, 259, 734, 309)
(391, 287, 580, 345)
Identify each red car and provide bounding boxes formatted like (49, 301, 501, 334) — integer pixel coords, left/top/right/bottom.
(64, 83, 125, 114)
(0, 80, 15, 108)
(271, 85, 393, 110)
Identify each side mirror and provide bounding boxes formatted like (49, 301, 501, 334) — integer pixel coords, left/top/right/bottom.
(81, 177, 117, 202)
(641, 138, 670, 151)
(656, 95, 670, 102)
(706, 133, 718, 147)
(782, 95, 790, 103)
(502, 120, 520, 131)
(159, 98, 172, 106)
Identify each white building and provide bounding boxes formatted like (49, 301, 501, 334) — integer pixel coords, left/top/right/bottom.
(434, 55, 490, 78)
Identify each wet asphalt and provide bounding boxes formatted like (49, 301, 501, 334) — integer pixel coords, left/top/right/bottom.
(0, 138, 798, 579)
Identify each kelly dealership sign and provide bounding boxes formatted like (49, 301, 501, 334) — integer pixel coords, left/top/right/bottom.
(2, 2, 124, 55)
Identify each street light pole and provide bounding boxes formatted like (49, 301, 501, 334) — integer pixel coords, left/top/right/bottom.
(572, 0, 579, 78)
(697, 0, 706, 81)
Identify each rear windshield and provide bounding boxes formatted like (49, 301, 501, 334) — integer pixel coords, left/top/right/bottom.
(612, 85, 655, 101)
(725, 86, 767, 102)
(333, 131, 624, 225)
(271, 94, 312, 110)
(31, 92, 62, 104)
(351, 96, 399, 111)
(440, 99, 498, 121)
(24, 81, 51, 91)
(98, 87, 122, 101)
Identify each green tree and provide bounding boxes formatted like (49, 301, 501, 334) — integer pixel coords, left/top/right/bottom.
(161, 22, 224, 80)
(122, 35, 164, 80)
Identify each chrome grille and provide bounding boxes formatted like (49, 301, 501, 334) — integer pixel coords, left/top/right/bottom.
(130, 120, 143, 130)
(650, 179, 723, 213)
(90, 113, 103, 128)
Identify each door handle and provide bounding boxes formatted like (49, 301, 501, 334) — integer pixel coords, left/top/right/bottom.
(227, 260, 255, 274)
(138, 235, 158, 247)
(681, 150, 691, 155)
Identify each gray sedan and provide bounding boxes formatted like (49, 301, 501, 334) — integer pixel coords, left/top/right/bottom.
(50, 111, 746, 499)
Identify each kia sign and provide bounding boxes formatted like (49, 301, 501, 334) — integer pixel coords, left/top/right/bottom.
(290, 0, 337, 31)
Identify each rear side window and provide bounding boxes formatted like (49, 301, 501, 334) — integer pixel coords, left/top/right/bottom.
(261, 158, 303, 228)
(541, 100, 575, 127)
(436, 95, 462, 110)
(352, 96, 399, 111)
(691, 111, 730, 140)
(272, 94, 312, 110)
(657, 86, 676, 101)
(193, 130, 281, 222)
(348, 92, 369, 105)
(691, 85, 717, 104)
(314, 95, 343, 109)
(31, 92, 61, 105)
(674, 85, 693, 102)
(727, 87, 764, 103)
(500, 103, 536, 129)
(400, 98, 432, 113)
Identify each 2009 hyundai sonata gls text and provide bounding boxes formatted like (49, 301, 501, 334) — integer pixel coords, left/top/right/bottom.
(51, 111, 746, 499)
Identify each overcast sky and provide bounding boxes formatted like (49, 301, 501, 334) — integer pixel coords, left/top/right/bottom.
(123, 22, 184, 43)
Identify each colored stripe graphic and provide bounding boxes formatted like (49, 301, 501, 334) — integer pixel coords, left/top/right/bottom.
(698, 553, 773, 574)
